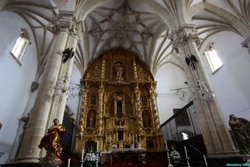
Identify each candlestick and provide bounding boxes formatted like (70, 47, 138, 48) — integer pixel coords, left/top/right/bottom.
(184, 146, 191, 167)
(184, 146, 188, 157)
(81, 149, 84, 161)
(164, 140, 169, 150)
(203, 154, 208, 167)
(67, 158, 71, 167)
(165, 140, 173, 167)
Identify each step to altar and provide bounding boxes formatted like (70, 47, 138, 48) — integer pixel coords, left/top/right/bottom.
(101, 149, 167, 167)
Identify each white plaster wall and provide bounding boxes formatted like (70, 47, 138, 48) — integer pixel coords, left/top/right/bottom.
(199, 31, 250, 126)
(155, 60, 187, 124)
(0, 11, 37, 164)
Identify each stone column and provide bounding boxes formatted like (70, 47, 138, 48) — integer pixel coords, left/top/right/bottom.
(171, 24, 238, 157)
(14, 15, 71, 163)
(50, 20, 79, 123)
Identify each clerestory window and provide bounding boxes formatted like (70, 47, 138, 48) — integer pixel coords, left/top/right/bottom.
(10, 28, 31, 65)
(204, 42, 223, 74)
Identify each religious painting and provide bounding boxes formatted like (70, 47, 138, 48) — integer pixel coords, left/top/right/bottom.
(174, 109, 191, 126)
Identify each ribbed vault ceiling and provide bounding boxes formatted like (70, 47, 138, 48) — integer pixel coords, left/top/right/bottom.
(1, 0, 250, 78)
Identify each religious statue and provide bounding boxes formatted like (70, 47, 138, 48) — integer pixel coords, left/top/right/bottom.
(87, 110, 96, 128)
(38, 118, 65, 164)
(113, 62, 125, 81)
(228, 114, 250, 155)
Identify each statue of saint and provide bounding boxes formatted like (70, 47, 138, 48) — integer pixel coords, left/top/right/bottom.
(87, 110, 96, 128)
(38, 118, 65, 163)
(114, 62, 124, 81)
(228, 114, 250, 155)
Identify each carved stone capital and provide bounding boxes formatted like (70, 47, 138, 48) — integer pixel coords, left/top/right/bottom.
(52, 11, 81, 36)
(171, 24, 200, 48)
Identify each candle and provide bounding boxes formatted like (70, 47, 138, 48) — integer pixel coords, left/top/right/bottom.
(81, 149, 84, 161)
(164, 140, 169, 150)
(203, 154, 208, 167)
(184, 146, 188, 157)
(67, 158, 71, 167)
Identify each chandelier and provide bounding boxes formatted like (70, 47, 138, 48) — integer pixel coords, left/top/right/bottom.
(170, 80, 213, 102)
(54, 75, 81, 99)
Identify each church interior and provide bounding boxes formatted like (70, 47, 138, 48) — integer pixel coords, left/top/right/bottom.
(0, 0, 250, 167)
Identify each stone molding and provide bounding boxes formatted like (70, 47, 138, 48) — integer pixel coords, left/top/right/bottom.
(171, 24, 200, 49)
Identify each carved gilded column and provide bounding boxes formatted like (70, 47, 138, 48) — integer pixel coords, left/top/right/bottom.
(149, 82, 160, 133)
(79, 86, 89, 134)
(74, 84, 89, 152)
(14, 13, 72, 163)
(133, 60, 138, 80)
(133, 59, 144, 141)
(171, 24, 238, 157)
(149, 82, 163, 150)
(95, 58, 106, 150)
(96, 83, 105, 150)
(134, 83, 143, 137)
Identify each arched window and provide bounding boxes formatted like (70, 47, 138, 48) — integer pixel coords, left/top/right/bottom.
(204, 42, 223, 74)
(10, 28, 31, 65)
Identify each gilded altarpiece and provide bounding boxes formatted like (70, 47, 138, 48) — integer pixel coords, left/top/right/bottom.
(74, 50, 164, 152)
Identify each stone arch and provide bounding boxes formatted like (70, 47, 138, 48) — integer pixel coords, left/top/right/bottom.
(188, 2, 249, 38)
